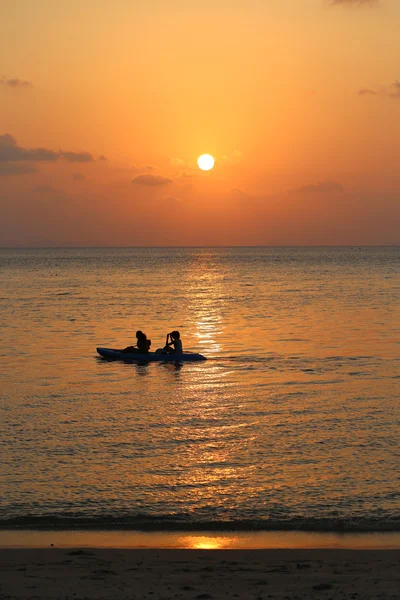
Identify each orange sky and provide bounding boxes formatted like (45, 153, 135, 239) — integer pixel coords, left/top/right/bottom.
(1, 0, 399, 246)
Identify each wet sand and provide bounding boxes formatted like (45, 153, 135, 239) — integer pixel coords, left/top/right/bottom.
(1, 548, 399, 599)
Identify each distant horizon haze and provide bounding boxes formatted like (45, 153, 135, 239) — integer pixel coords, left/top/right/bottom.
(1, 244, 400, 250)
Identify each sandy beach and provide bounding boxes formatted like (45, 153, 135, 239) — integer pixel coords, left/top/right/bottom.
(1, 548, 399, 600)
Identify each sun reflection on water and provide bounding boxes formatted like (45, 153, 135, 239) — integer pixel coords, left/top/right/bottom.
(184, 253, 228, 354)
(178, 535, 240, 550)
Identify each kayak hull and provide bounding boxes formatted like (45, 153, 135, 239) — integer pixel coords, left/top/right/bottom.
(97, 347, 207, 362)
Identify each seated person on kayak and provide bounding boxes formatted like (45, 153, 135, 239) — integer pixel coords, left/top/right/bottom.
(163, 330, 183, 354)
(121, 330, 151, 353)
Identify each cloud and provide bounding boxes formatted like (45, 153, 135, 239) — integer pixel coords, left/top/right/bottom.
(330, 0, 379, 5)
(72, 173, 86, 181)
(170, 157, 186, 167)
(132, 174, 172, 186)
(230, 187, 249, 197)
(221, 150, 244, 166)
(99, 155, 107, 161)
(358, 88, 377, 96)
(33, 185, 59, 194)
(0, 163, 37, 176)
(292, 181, 344, 194)
(131, 164, 153, 174)
(60, 151, 94, 163)
(0, 134, 95, 164)
(358, 81, 400, 99)
(390, 81, 400, 98)
(0, 76, 33, 88)
(0, 134, 58, 162)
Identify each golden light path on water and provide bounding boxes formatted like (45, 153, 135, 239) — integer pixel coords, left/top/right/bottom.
(185, 252, 225, 355)
(177, 251, 245, 506)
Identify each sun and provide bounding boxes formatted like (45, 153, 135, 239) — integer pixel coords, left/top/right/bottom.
(197, 154, 215, 171)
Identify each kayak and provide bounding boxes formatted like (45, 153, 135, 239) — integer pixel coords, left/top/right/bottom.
(97, 347, 207, 362)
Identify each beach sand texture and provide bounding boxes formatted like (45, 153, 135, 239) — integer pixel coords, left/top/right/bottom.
(1, 548, 399, 599)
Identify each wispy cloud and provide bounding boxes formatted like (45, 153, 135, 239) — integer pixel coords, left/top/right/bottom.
(33, 185, 59, 194)
(132, 174, 172, 186)
(0, 134, 58, 162)
(131, 164, 153, 174)
(170, 158, 186, 167)
(389, 82, 400, 98)
(291, 181, 344, 195)
(330, 0, 379, 5)
(0, 163, 37, 176)
(358, 88, 378, 96)
(61, 151, 94, 163)
(0, 76, 33, 88)
(221, 150, 244, 166)
(0, 134, 95, 163)
(358, 81, 400, 98)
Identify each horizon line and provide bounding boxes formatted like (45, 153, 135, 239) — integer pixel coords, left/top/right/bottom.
(0, 245, 399, 250)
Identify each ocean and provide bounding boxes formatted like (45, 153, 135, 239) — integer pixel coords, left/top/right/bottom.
(1, 247, 399, 534)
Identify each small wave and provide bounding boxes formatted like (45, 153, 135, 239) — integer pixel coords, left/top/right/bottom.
(216, 355, 277, 363)
(2, 514, 400, 533)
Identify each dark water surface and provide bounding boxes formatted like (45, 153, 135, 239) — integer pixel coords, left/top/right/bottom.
(1, 247, 399, 531)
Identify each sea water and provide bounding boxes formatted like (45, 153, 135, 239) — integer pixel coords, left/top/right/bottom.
(1, 247, 399, 533)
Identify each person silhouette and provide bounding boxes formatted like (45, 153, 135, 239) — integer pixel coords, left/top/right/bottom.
(121, 330, 151, 353)
(163, 330, 182, 354)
